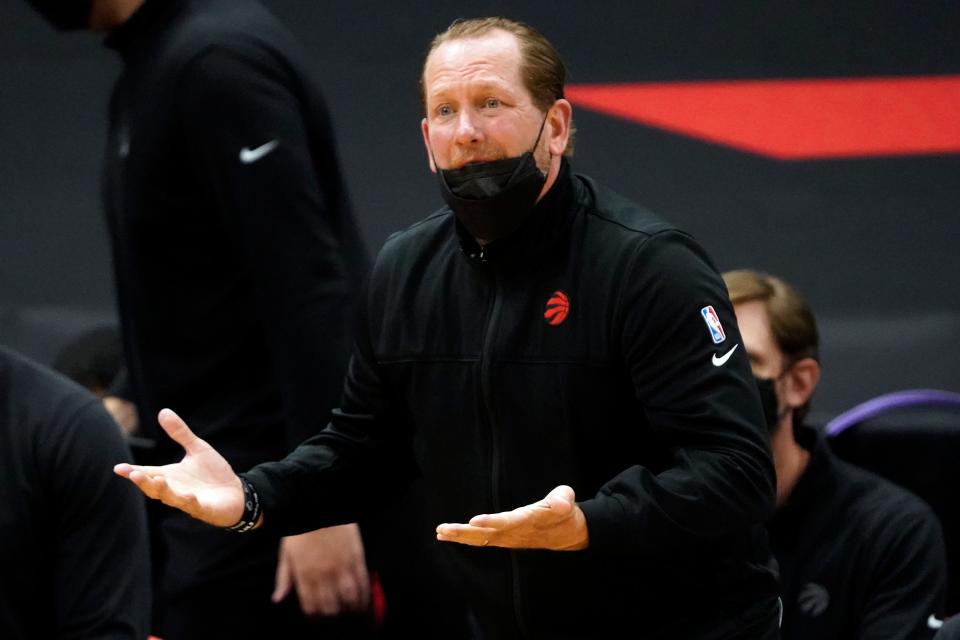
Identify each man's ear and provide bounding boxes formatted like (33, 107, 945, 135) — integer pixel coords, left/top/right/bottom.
(784, 357, 820, 409)
(421, 118, 437, 173)
(546, 99, 573, 157)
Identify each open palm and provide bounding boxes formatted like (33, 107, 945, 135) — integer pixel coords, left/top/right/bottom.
(114, 408, 246, 527)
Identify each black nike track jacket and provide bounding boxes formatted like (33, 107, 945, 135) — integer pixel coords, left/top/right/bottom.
(247, 161, 780, 639)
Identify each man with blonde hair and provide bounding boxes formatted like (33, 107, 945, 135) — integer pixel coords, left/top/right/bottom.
(725, 268, 947, 639)
(118, 18, 782, 638)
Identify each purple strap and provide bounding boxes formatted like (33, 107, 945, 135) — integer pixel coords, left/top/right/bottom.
(825, 389, 960, 437)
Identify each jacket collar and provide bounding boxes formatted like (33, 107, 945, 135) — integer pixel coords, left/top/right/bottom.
(456, 157, 578, 268)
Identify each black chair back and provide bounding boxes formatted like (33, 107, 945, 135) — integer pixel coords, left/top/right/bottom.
(827, 390, 960, 613)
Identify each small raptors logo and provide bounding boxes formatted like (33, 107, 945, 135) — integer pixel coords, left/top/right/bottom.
(798, 583, 830, 617)
(544, 291, 570, 326)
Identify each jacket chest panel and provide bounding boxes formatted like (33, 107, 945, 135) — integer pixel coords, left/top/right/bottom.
(375, 257, 623, 364)
(106, 81, 249, 302)
(109, 73, 219, 238)
(376, 253, 652, 507)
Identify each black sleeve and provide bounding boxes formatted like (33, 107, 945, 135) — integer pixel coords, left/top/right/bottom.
(244, 275, 419, 535)
(579, 230, 776, 556)
(178, 45, 357, 451)
(43, 400, 151, 639)
(857, 504, 947, 640)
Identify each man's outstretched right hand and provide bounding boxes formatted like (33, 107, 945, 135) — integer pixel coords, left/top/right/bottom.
(114, 408, 247, 528)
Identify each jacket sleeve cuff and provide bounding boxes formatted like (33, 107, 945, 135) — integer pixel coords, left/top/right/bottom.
(579, 493, 631, 557)
(240, 465, 289, 534)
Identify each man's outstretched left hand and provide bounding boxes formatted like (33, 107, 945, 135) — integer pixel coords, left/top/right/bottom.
(436, 485, 589, 551)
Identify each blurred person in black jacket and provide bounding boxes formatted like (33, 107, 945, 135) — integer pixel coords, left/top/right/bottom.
(25, 0, 375, 638)
(726, 269, 947, 640)
(0, 345, 150, 639)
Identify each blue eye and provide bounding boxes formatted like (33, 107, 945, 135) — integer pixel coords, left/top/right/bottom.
(484, 98, 501, 109)
(437, 105, 453, 117)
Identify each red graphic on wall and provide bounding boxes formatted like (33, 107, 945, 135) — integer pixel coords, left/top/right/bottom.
(566, 75, 960, 159)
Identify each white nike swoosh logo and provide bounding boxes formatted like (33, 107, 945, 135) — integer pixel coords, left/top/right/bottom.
(928, 614, 944, 630)
(239, 139, 279, 164)
(711, 343, 739, 366)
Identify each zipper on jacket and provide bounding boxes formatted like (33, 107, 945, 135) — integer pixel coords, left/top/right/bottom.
(478, 269, 503, 517)
(478, 269, 530, 637)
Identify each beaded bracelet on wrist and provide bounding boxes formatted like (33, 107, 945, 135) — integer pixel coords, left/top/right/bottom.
(226, 476, 261, 533)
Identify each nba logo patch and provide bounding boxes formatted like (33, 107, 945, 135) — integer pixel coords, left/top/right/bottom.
(701, 305, 726, 344)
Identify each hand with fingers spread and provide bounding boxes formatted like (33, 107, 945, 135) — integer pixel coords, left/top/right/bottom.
(113, 408, 246, 528)
(436, 485, 589, 551)
(272, 524, 371, 618)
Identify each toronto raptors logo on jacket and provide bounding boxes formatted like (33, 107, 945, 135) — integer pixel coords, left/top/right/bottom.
(544, 290, 570, 325)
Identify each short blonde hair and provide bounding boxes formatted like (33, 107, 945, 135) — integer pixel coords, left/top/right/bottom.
(724, 269, 819, 424)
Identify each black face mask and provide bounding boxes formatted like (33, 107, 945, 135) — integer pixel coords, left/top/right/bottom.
(25, 0, 93, 30)
(754, 375, 781, 431)
(436, 118, 548, 243)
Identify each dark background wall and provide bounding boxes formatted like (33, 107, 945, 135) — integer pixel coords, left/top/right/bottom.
(2, 0, 958, 422)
